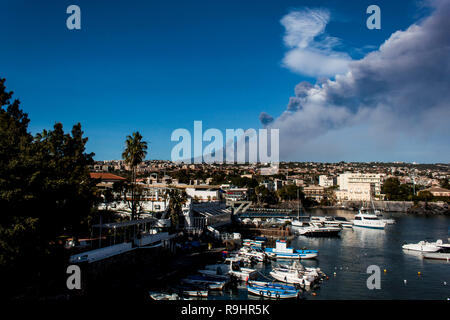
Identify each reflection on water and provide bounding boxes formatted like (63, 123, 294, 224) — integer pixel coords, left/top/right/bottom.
(207, 209, 450, 300)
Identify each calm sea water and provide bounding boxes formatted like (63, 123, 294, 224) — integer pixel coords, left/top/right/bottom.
(209, 209, 450, 300)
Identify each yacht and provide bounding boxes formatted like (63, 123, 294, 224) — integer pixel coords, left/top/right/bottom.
(352, 208, 386, 229)
(402, 239, 445, 252)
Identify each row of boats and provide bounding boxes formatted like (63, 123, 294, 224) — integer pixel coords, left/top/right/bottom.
(289, 208, 395, 237)
(150, 238, 325, 300)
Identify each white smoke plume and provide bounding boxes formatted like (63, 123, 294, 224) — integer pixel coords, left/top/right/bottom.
(261, 0, 450, 162)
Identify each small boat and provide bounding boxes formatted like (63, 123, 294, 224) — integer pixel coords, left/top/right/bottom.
(352, 208, 386, 229)
(292, 221, 341, 237)
(269, 265, 318, 287)
(402, 239, 445, 252)
(247, 281, 299, 299)
(264, 240, 318, 259)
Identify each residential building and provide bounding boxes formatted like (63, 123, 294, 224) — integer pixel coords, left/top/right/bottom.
(303, 185, 325, 202)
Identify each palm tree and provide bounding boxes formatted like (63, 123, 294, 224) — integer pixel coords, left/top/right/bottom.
(167, 189, 187, 231)
(122, 131, 148, 220)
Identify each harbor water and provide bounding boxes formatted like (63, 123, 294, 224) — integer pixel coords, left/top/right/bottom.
(207, 209, 450, 300)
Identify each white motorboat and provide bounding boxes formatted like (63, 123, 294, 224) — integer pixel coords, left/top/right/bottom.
(352, 208, 386, 229)
(264, 240, 318, 259)
(402, 239, 446, 252)
(292, 221, 341, 237)
(269, 263, 318, 287)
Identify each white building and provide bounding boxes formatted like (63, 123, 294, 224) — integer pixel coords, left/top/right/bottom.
(319, 175, 334, 187)
(338, 172, 383, 199)
(185, 187, 220, 202)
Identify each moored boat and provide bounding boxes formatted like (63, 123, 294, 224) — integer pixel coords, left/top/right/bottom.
(264, 240, 318, 259)
(352, 208, 386, 229)
(292, 221, 341, 237)
(402, 239, 444, 252)
(247, 281, 299, 299)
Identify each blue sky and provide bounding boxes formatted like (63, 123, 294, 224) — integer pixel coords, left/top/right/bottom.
(1, 0, 444, 162)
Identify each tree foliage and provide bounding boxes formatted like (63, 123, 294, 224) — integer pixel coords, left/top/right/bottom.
(122, 131, 148, 219)
(0, 78, 96, 298)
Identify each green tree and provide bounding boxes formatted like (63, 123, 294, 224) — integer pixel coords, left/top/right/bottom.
(122, 131, 148, 220)
(254, 185, 278, 206)
(276, 185, 305, 201)
(0, 78, 96, 298)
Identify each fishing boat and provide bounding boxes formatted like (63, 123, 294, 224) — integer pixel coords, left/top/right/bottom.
(292, 221, 341, 237)
(269, 268, 316, 287)
(269, 262, 320, 286)
(247, 281, 299, 299)
(352, 208, 386, 229)
(264, 240, 318, 259)
(402, 239, 445, 252)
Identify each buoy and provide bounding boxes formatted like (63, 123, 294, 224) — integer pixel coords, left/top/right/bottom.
(384, 269, 387, 273)
(326, 276, 329, 280)
(444, 281, 447, 286)
(404, 280, 407, 285)
(312, 292, 317, 296)
(333, 272, 336, 276)
(418, 271, 421, 276)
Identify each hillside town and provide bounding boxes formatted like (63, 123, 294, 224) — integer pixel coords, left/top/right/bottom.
(89, 160, 450, 214)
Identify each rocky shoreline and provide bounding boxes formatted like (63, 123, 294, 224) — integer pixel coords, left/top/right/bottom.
(407, 202, 450, 215)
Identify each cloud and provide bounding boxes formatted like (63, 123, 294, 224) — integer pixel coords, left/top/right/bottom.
(262, 0, 450, 162)
(280, 8, 352, 77)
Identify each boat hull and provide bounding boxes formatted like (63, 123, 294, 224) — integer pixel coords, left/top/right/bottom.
(247, 286, 299, 299)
